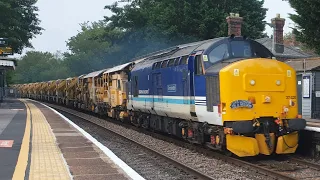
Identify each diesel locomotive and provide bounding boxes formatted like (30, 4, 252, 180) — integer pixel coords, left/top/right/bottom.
(15, 35, 306, 157)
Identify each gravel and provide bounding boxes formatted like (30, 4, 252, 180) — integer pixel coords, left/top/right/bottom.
(250, 157, 320, 179)
(47, 103, 266, 180)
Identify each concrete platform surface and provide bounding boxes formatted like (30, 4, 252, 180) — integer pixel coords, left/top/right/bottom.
(0, 99, 27, 180)
(0, 99, 144, 180)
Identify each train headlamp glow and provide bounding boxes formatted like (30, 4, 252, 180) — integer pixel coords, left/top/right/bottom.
(276, 80, 281, 86)
(250, 80, 255, 86)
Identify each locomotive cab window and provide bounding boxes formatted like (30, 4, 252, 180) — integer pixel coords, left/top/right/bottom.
(230, 41, 252, 58)
(207, 40, 271, 64)
(208, 43, 229, 64)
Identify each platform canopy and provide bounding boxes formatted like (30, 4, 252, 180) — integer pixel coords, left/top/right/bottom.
(0, 57, 17, 70)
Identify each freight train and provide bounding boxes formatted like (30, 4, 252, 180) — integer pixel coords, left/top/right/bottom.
(14, 35, 307, 157)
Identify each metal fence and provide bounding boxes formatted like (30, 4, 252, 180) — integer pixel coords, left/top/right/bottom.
(0, 87, 20, 102)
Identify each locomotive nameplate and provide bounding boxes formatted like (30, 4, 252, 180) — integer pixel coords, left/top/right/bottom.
(230, 100, 253, 109)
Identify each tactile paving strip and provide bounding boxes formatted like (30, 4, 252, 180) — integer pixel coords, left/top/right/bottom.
(28, 102, 71, 180)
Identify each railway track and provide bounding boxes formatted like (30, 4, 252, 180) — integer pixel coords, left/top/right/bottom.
(37, 100, 320, 180)
(290, 157, 320, 170)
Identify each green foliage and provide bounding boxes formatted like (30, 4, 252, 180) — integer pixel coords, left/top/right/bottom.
(63, 21, 123, 75)
(13, 51, 69, 83)
(287, 0, 320, 54)
(105, 0, 267, 40)
(0, 0, 43, 53)
(6, 70, 15, 86)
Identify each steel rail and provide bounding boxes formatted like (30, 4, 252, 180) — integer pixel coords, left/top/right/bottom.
(290, 157, 320, 170)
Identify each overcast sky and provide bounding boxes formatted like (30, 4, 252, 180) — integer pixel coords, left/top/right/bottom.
(20, 0, 296, 56)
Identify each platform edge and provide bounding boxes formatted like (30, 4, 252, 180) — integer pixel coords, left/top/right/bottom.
(36, 100, 145, 180)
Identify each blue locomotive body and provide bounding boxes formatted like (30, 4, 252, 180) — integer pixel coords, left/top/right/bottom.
(127, 38, 219, 127)
(127, 36, 276, 128)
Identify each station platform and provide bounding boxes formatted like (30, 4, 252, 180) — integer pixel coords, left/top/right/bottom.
(0, 99, 144, 180)
(306, 118, 320, 127)
(305, 118, 320, 132)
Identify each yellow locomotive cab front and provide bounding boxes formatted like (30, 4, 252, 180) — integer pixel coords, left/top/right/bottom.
(219, 58, 306, 157)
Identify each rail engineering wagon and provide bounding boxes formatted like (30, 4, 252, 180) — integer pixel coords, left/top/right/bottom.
(17, 35, 306, 157)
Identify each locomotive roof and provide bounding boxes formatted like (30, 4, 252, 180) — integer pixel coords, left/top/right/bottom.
(132, 37, 227, 70)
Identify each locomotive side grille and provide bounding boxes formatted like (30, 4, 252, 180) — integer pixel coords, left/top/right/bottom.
(206, 76, 220, 112)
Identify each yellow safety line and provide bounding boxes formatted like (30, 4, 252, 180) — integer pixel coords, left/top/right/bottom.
(12, 99, 31, 180)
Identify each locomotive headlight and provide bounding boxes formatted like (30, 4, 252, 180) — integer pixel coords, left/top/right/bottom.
(276, 80, 281, 86)
(250, 80, 255, 86)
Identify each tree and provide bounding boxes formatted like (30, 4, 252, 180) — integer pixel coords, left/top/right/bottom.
(63, 21, 123, 75)
(287, 0, 320, 54)
(105, 0, 267, 41)
(0, 0, 43, 53)
(13, 51, 69, 83)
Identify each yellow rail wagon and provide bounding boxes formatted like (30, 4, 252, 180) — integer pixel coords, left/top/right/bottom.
(46, 80, 56, 102)
(65, 77, 78, 107)
(28, 83, 34, 98)
(41, 81, 49, 101)
(34, 82, 42, 100)
(20, 84, 28, 98)
(76, 74, 88, 109)
(55, 79, 67, 104)
(26, 83, 34, 98)
(81, 69, 108, 112)
(101, 62, 134, 120)
(39, 82, 47, 101)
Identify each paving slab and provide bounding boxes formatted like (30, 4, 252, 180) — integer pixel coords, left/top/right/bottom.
(0, 99, 27, 180)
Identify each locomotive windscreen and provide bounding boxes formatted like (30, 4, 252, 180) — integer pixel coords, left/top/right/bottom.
(230, 41, 252, 58)
(207, 38, 274, 65)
